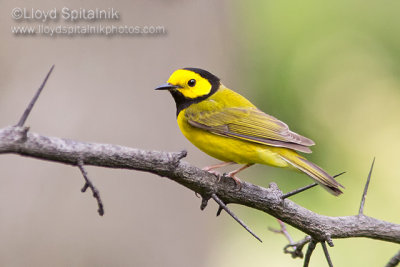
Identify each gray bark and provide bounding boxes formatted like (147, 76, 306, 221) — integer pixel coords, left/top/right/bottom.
(1, 125, 400, 244)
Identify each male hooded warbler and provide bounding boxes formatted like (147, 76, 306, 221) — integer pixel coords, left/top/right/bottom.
(155, 68, 344, 195)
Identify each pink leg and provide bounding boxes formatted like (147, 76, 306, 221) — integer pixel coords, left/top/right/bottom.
(203, 162, 235, 172)
(202, 162, 236, 182)
(227, 163, 254, 189)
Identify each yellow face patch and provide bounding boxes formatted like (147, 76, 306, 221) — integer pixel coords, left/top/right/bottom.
(167, 69, 212, 99)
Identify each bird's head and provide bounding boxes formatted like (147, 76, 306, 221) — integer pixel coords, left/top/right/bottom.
(155, 68, 220, 100)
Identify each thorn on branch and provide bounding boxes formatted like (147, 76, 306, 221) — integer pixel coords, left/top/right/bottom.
(282, 171, 346, 199)
(282, 183, 318, 199)
(284, 236, 311, 259)
(216, 205, 223, 216)
(16, 65, 55, 127)
(325, 234, 334, 247)
(321, 241, 334, 267)
(200, 196, 209, 210)
(81, 182, 89, 192)
(385, 250, 400, 267)
(211, 193, 262, 243)
(359, 157, 375, 215)
(303, 238, 317, 267)
(77, 159, 104, 216)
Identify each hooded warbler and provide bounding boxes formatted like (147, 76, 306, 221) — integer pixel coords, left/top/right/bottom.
(156, 68, 344, 196)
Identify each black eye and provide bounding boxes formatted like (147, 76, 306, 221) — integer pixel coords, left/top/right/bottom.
(188, 79, 196, 87)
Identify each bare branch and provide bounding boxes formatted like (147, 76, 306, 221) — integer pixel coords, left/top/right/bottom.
(284, 236, 311, 259)
(77, 159, 104, 216)
(4, 68, 400, 267)
(269, 219, 295, 245)
(1, 127, 400, 245)
(282, 183, 318, 199)
(325, 234, 334, 247)
(282, 172, 346, 199)
(216, 205, 223, 216)
(16, 65, 54, 127)
(270, 220, 311, 259)
(359, 158, 375, 215)
(211, 193, 262, 242)
(303, 239, 317, 267)
(386, 250, 400, 267)
(321, 242, 334, 267)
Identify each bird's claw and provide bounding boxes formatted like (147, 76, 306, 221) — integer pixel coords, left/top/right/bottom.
(225, 172, 243, 190)
(203, 168, 223, 182)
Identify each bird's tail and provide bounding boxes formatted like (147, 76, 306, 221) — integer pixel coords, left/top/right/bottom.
(279, 153, 344, 196)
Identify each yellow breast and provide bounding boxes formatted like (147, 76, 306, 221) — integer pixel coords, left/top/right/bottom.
(177, 109, 289, 167)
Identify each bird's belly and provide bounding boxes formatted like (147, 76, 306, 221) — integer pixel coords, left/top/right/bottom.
(178, 116, 289, 167)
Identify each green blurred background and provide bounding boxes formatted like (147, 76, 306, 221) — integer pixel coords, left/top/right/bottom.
(1, 0, 399, 266)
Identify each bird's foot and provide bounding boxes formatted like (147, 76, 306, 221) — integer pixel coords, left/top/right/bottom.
(202, 162, 235, 182)
(225, 172, 243, 190)
(202, 167, 223, 181)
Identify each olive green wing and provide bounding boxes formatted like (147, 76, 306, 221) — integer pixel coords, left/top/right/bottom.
(185, 106, 315, 153)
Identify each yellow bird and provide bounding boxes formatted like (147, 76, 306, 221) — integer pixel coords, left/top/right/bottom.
(156, 68, 344, 195)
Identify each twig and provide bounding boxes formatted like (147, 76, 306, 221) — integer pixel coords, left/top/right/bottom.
(359, 158, 375, 215)
(269, 219, 294, 245)
(211, 193, 262, 243)
(321, 242, 334, 267)
(385, 250, 400, 267)
(77, 159, 104, 216)
(325, 234, 334, 247)
(200, 197, 209, 210)
(216, 205, 223, 216)
(284, 236, 311, 259)
(16, 65, 55, 127)
(303, 239, 317, 267)
(282, 172, 346, 199)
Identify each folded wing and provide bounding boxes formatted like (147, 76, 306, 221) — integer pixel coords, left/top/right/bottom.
(185, 106, 315, 153)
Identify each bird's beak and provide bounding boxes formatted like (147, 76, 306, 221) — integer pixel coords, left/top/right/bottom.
(155, 83, 180, 90)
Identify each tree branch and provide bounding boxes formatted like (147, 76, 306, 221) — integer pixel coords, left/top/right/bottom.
(303, 239, 317, 267)
(282, 171, 345, 199)
(386, 250, 400, 267)
(77, 159, 104, 216)
(1, 126, 400, 245)
(2, 67, 400, 266)
(284, 236, 311, 259)
(269, 219, 295, 245)
(321, 242, 334, 267)
(211, 193, 262, 242)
